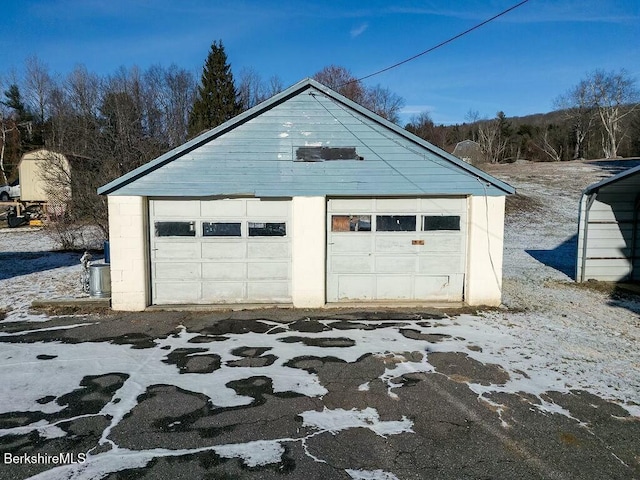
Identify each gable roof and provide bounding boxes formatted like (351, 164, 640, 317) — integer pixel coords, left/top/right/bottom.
(583, 163, 640, 195)
(98, 78, 514, 197)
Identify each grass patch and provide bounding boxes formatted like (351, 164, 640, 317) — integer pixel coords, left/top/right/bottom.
(505, 193, 545, 216)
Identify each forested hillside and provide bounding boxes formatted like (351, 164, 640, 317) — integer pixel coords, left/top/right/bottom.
(405, 70, 639, 163)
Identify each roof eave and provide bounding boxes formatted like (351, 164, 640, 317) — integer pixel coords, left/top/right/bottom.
(582, 164, 640, 196)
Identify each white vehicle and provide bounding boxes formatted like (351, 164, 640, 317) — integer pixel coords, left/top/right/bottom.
(0, 180, 20, 201)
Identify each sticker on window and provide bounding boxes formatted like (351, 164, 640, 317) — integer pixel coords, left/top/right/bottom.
(331, 215, 371, 232)
(376, 215, 416, 232)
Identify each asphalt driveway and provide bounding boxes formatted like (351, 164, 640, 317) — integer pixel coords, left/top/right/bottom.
(0, 309, 638, 480)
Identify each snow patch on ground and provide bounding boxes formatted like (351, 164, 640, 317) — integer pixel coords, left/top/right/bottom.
(0, 227, 92, 323)
(300, 407, 413, 437)
(0, 316, 638, 478)
(346, 469, 400, 480)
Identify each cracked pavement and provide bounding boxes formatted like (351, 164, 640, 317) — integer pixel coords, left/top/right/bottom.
(0, 310, 638, 480)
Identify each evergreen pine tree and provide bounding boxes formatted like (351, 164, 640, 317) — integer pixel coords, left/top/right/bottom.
(2, 84, 30, 120)
(188, 40, 241, 137)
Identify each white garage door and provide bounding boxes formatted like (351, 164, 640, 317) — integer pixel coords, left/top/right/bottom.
(327, 198, 467, 302)
(150, 198, 291, 304)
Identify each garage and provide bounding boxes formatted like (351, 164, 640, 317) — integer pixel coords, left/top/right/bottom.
(150, 198, 291, 304)
(327, 197, 466, 301)
(99, 78, 513, 311)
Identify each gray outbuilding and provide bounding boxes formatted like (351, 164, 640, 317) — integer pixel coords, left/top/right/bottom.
(99, 78, 514, 311)
(576, 164, 640, 282)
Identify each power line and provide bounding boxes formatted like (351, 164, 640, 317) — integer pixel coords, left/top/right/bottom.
(348, 0, 530, 84)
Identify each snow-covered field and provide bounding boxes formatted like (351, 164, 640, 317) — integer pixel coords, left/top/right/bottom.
(484, 159, 640, 412)
(0, 159, 639, 479)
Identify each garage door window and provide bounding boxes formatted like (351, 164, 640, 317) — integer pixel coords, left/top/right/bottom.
(203, 222, 241, 237)
(423, 215, 460, 231)
(376, 215, 416, 232)
(248, 222, 286, 237)
(155, 221, 196, 237)
(331, 215, 371, 232)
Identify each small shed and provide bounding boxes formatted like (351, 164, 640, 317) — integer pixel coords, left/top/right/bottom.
(576, 164, 640, 282)
(99, 79, 514, 311)
(18, 149, 71, 203)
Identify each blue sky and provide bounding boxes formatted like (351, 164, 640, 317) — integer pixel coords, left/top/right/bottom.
(1, 0, 638, 125)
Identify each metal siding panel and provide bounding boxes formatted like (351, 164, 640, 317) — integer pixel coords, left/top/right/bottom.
(585, 247, 631, 258)
(588, 205, 634, 222)
(586, 224, 633, 239)
(583, 259, 632, 281)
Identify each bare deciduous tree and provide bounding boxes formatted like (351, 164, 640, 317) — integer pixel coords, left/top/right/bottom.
(237, 67, 267, 110)
(363, 84, 404, 123)
(24, 56, 53, 125)
(563, 69, 639, 159)
(477, 112, 510, 163)
(533, 126, 563, 162)
(555, 82, 595, 160)
(313, 65, 366, 105)
(313, 65, 405, 124)
(406, 111, 437, 142)
(589, 70, 638, 158)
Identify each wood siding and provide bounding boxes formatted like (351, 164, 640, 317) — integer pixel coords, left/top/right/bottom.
(104, 81, 512, 198)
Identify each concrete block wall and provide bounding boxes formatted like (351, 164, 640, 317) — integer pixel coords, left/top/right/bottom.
(465, 195, 505, 306)
(291, 196, 326, 307)
(108, 196, 149, 311)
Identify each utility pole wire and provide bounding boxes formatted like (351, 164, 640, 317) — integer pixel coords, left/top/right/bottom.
(344, 0, 530, 85)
